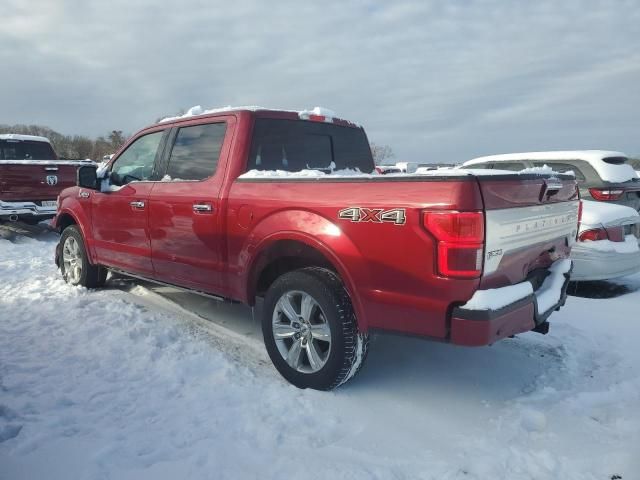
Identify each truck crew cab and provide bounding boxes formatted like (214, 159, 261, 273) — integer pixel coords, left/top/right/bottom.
(53, 106, 579, 390)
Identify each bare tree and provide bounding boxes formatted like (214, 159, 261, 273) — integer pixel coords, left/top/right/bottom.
(0, 124, 128, 161)
(370, 143, 395, 165)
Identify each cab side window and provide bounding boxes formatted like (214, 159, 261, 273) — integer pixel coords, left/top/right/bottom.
(165, 123, 227, 181)
(110, 131, 164, 185)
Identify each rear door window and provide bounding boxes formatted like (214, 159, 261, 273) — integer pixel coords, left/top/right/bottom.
(165, 123, 227, 181)
(247, 119, 374, 173)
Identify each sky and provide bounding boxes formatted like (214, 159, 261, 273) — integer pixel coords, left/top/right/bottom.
(2, 0, 639, 163)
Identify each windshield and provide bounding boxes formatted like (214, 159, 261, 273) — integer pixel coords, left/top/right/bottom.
(247, 119, 374, 173)
(0, 140, 56, 160)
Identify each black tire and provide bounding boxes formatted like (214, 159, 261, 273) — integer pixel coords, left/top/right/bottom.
(262, 267, 369, 390)
(59, 225, 107, 288)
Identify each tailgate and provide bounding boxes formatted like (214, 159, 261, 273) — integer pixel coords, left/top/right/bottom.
(477, 173, 579, 288)
(0, 161, 87, 201)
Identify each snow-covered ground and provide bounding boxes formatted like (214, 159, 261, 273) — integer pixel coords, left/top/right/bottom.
(1, 224, 639, 480)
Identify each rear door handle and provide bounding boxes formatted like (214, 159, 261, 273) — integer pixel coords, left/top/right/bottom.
(130, 201, 145, 209)
(193, 203, 213, 213)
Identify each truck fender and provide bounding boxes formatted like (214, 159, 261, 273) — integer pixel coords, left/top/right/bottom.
(242, 210, 369, 331)
(55, 200, 97, 265)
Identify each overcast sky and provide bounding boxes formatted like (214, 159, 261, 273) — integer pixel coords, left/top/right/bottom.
(2, 0, 639, 163)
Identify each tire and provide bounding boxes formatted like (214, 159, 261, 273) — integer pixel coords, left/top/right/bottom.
(59, 225, 107, 288)
(262, 267, 369, 390)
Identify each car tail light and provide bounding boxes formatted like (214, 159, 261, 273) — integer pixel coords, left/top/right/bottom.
(589, 188, 624, 201)
(605, 225, 624, 242)
(578, 228, 608, 242)
(423, 211, 484, 278)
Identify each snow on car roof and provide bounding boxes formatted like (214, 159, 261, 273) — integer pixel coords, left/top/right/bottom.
(159, 105, 343, 124)
(0, 133, 51, 143)
(463, 150, 636, 183)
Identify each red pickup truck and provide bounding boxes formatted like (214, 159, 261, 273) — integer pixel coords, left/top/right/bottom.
(52, 107, 580, 390)
(0, 134, 94, 223)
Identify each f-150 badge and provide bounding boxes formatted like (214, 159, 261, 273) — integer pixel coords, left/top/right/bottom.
(338, 207, 406, 225)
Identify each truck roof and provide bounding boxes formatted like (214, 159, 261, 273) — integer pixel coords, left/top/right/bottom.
(157, 105, 358, 127)
(464, 150, 627, 166)
(0, 133, 51, 143)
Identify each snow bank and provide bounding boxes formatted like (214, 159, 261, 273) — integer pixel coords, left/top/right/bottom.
(2, 230, 639, 479)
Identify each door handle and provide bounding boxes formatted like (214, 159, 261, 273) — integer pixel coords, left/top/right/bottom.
(193, 203, 213, 213)
(130, 201, 145, 209)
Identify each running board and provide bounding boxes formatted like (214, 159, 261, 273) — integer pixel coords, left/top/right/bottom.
(107, 268, 228, 303)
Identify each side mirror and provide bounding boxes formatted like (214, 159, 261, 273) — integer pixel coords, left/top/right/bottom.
(77, 165, 98, 190)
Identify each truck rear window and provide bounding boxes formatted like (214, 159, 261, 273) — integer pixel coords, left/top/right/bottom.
(247, 119, 374, 173)
(0, 140, 56, 160)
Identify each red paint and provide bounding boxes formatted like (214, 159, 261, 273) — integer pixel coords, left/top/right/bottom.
(450, 303, 536, 346)
(54, 109, 578, 346)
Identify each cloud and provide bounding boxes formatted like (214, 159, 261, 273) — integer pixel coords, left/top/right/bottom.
(2, 0, 639, 162)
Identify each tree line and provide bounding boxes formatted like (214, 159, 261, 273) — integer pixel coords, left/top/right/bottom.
(0, 124, 127, 161)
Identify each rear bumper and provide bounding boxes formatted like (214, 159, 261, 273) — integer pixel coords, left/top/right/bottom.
(450, 259, 573, 346)
(571, 244, 640, 281)
(0, 200, 57, 220)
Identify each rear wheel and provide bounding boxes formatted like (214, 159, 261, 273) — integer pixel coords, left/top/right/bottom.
(60, 225, 107, 288)
(262, 267, 369, 390)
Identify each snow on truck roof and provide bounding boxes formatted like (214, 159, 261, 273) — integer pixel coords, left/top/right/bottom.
(158, 105, 349, 124)
(0, 133, 51, 143)
(464, 150, 636, 184)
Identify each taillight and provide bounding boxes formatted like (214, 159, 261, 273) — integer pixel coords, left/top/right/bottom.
(578, 228, 608, 242)
(589, 188, 624, 201)
(605, 225, 624, 242)
(423, 211, 484, 278)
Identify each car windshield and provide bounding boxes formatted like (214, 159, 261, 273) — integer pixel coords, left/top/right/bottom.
(0, 140, 56, 160)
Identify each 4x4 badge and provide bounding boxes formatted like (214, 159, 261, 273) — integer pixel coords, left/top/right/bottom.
(338, 207, 406, 225)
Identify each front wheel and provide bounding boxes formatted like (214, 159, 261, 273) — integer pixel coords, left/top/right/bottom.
(59, 225, 107, 288)
(262, 267, 369, 390)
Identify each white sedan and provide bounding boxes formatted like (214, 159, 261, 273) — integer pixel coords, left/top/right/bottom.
(571, 200, 640, 281)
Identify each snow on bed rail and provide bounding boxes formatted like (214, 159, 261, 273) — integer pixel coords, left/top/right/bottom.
(238, 165, 574, 180)
(239, 168, 370, 179)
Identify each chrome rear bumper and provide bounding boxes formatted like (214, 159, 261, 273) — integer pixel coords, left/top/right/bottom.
(0, 200, 57, 219)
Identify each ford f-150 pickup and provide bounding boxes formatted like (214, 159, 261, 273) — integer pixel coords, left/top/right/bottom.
(52, 106, 580, 390)
(0, 134, 94, 223)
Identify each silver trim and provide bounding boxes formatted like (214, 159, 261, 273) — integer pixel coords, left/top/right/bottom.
(0, 199, 57, 217)
(192, 203, 213, 212)
(107, 268, 226, 302)
(484, 201, 579, 275)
